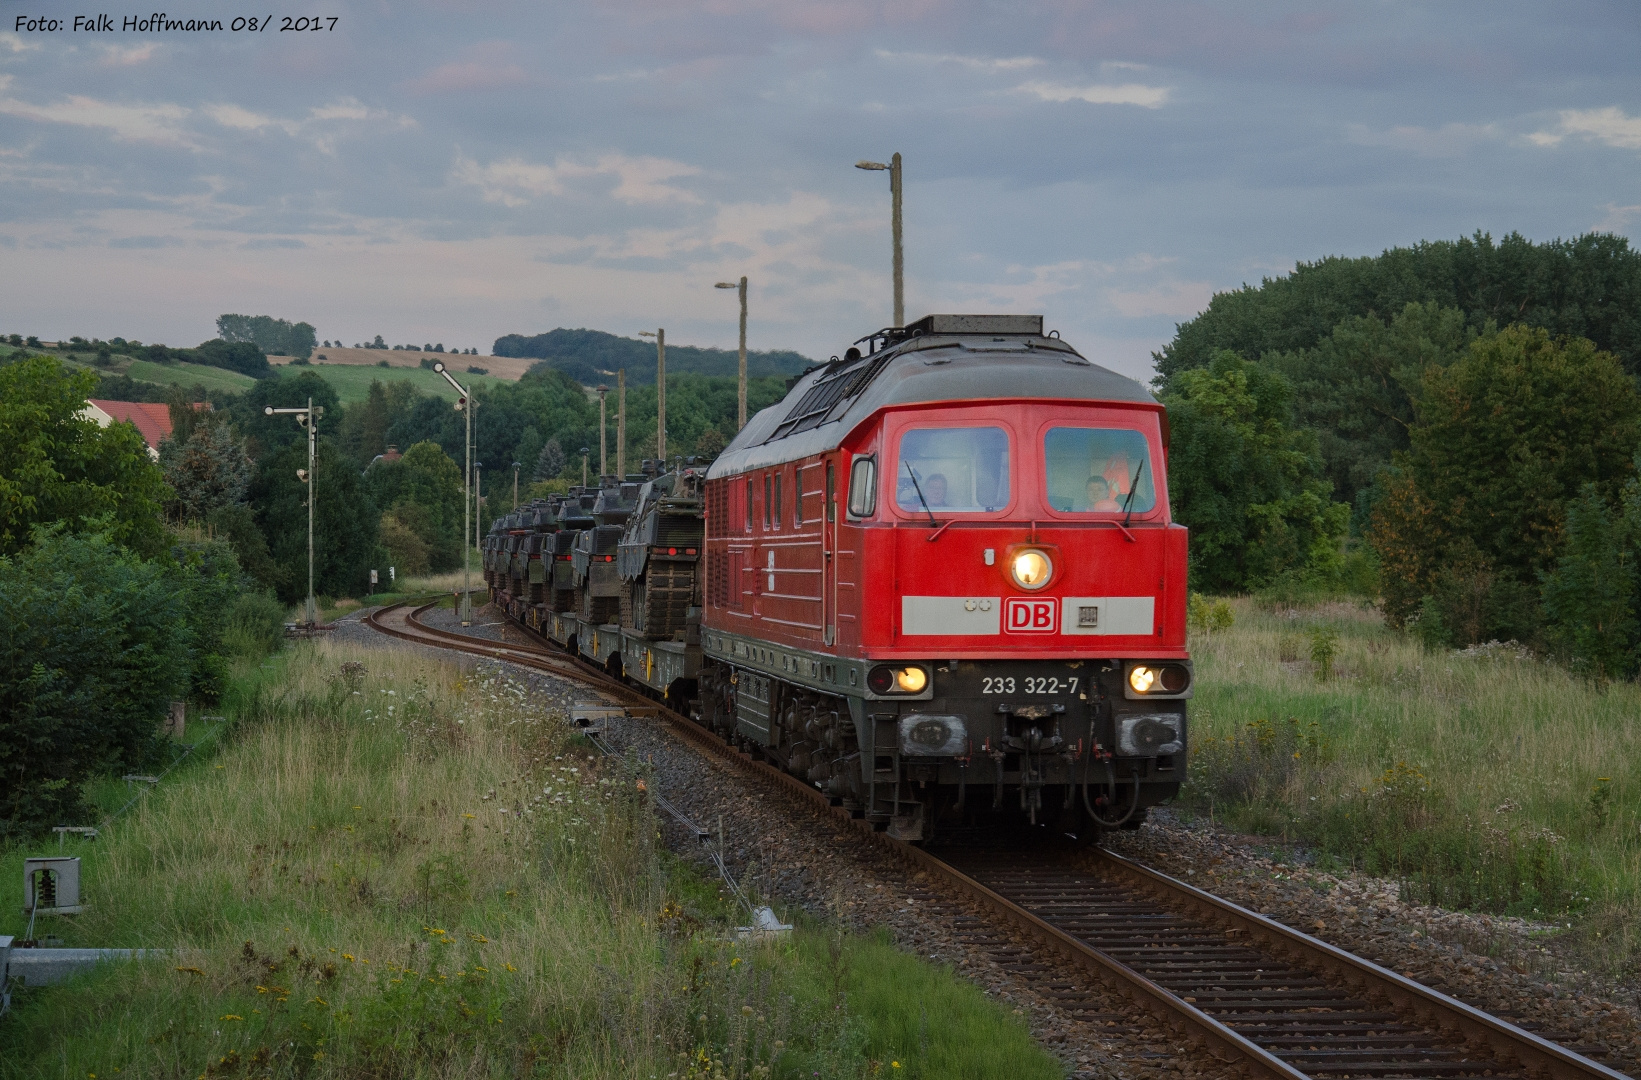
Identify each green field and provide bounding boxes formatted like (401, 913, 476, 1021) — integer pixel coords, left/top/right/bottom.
(292, 362, 506, 403)
(125, 358, 259, 394)
(110, 359, 507, 404)
(1186, 598, 1641, 975)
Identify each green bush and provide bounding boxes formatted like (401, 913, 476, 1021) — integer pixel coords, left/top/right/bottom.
(222, 590, 286, 659)
(0, 529, 191, 837)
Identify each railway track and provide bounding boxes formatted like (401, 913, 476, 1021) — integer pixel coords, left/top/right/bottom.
(363, 601, 1631, 1080)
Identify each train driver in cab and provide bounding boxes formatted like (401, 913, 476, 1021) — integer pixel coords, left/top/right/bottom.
(1085, 475, 1122, 512)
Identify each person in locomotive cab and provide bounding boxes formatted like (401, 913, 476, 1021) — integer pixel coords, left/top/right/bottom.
(1084, 476, 1122, 512)
(1101, 448, 1135, 500)
(923, 472, 950, 507)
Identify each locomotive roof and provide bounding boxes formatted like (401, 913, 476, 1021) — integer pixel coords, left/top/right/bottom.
(706, 314, 1160, 478)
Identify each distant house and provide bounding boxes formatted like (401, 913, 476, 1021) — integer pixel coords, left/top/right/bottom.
(82, 399, 207, 460)
(366, 445, 404, 471)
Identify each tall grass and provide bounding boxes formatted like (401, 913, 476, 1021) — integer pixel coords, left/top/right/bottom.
(1, 643, 1056, 1079)
(1185, 599, 1641, 974)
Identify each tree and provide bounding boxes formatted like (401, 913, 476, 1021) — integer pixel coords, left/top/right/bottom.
(1262, 302, 1479, 517)
(363, 440, 464, 571)
(0, 529, 192, 836)
(492, 326, 814, 382)
(159, 421, 253, 522)
(251, 438, 380, 603)
(206, 502, 287, 593)
(217, 314, 318, 359)
(0, 356, 169, 557)
(534, 438, 565, 481)
(236, 369, 341, 458)
(1371, 326, 1641, 633)
(1157, 231, 1641, 381)
(189, 338, 272, 378)
(379, 509, 431, 576)
(337, 379, 409, 466)
(1162, 351, 1347, 592)
(1541, 483, 1638, 678)
(513, 426, 544, 482)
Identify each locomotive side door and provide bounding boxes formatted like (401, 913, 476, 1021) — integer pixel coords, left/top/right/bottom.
(823, 457, 837, 645)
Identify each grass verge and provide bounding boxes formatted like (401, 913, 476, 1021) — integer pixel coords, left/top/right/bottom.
(1183, 598, 1641, 975)
(1, 642, 1055, 1079)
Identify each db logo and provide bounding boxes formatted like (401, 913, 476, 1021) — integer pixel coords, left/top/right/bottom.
(1004, 597, 1059, 634)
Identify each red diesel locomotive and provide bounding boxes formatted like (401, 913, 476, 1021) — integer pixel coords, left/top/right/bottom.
(695, 313, 1190, 842)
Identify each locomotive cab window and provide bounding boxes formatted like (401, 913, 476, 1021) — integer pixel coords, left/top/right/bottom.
(895, 426, 1011, 514)
(847, 455, 877, 518)
(1044, 427, 1157, 514)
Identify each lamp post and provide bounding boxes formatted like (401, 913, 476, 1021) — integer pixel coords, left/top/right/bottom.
(264, 398, 324, 625)
(473, 461, 483, 562)
(596, 384, 609, 478)
(512, 461, 522, 508)
(855, 152, 904, 327)
(617, 369, 626, 476)
(431, 361, 475, 626)
(715, 276, 748, 430)
(638, 329, 665, 460)
(580, 447, 590, 486)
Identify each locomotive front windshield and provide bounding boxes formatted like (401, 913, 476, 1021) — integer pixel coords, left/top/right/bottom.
(1044, 427, 1156, 514)
(896, 426, 1011, 513)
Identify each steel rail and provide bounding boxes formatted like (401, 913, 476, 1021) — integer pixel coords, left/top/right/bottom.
(363, 600, 1628, 1080)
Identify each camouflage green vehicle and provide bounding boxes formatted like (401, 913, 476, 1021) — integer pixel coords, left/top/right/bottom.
(617, 464, 706, 640)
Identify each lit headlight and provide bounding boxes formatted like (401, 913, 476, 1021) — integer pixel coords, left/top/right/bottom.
(1126, 662, 1192, 697)
(868, 665, 930, 695)
(1010, 549, 1052, 590)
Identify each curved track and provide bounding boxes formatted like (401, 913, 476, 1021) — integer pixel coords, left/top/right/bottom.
(364, 601, 1630, 1080)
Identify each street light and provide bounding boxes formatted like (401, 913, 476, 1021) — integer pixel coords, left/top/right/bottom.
(856, 153, 904, 328)
(580, 447, 590, 486)
(596, 384, 609, 478)
(715, 277, 748, 430)
(637, 329, 665, 460)
(431, 361, 476, 626)
(264, 398, 324, 625)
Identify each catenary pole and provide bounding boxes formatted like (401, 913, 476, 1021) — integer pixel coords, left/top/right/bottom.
(617, 369, 626, 476)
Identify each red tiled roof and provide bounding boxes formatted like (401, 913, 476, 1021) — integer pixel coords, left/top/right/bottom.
(87, 400, 174, 449)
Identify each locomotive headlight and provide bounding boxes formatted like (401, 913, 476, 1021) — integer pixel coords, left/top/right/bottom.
(1010, 549, 1053, 590)
(1125, 662, 1193, 697)
(867, 665, 930, 695)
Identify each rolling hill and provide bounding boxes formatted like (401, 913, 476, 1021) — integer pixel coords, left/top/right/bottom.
(492, 327, 814, 385)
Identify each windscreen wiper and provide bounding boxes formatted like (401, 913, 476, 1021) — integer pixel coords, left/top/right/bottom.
(1122, 458, 1147, 527)
(903, 461, 937, 527)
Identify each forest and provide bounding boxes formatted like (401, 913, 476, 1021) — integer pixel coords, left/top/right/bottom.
(1161, 230, 1641, 674)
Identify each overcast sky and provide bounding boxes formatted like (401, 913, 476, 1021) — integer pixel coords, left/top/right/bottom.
(2, 1, 1638, 380)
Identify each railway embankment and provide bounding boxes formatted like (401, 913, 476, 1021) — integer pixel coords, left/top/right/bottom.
(0, 636, 1061, 1080)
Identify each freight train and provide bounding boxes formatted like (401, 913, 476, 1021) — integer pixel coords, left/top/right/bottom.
(486, 314, 1190, 842)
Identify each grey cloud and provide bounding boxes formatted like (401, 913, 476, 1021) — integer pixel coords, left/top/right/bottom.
(109, 235, 184, 248)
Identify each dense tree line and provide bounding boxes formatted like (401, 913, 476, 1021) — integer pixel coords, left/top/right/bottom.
(1160, 230, 1641, 674)
(494, 326, 813, 384)
(217, 313, 317, 360)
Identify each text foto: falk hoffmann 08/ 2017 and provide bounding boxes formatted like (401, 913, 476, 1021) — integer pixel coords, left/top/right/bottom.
(13, 14, 339, 33)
